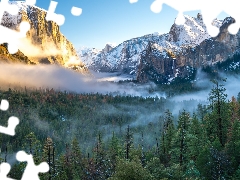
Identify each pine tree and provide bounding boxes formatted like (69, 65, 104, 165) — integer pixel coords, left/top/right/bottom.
(197, 103, 208, 122)
(187, 114, 209, 161)
(41, 137, 55, 180)
(22, 132, 42, 164)
(196, 146, 212, 179)
(70, 138, 84, 180)
(171, 110, 190, 172)
(232, 165, 240, 179)
(196, 139, 231, 179)
(209, 140, 231, 180)
(108, 131, 123, 173)
(183, 160, 201, 180)
(11, 132, 43, 180)
(207, 79, 229, 147)
(93, 133, 110, 179)
(125, 125, 133, 160)
(62, 143, 72, 179)
(108, 156, 153, 180)
(146, 157, 167, 179)
(226, 120, 240, 172)
(140, 132, 146, 167)
(160, 109, 175, 166)
(227, 96, 240, 142)
(55, 154, 69, 180)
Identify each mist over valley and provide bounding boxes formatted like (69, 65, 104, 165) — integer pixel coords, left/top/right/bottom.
(1, 1, 240, 179)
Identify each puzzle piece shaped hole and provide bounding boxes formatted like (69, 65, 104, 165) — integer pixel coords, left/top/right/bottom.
(150, 0, 240, 37)
(0, 100, 9, 111)
(0, 116, 19, 136)
(0, 162, 15, 180)
(0, 21, 30, 54)
(45, 1, 65, 26)
(16, 151, 49, 180)
(71, 6, 82, 16)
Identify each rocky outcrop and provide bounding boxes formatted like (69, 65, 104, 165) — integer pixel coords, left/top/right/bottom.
(136, 43, 173, 83)
(0, 44, 35, 64)
(79, 14, 223, 79)
(103, 44, 114, 53)
(1, 2, 88, 73)
(136, 17, 240, 83)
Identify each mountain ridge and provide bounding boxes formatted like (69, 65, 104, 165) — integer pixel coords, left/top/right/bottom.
(78, 13, 225, 81)
(137, 17, 240, 83)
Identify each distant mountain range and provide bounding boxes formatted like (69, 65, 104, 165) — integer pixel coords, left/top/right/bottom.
(78, 13, 240, 83)
(1, 2, 240, 84)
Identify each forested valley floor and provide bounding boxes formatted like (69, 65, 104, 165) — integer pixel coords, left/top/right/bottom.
(1, 79, 240, 179)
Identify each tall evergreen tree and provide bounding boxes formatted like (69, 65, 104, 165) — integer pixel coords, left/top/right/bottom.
(70, 138, 84, 180)
(226, 120, 240, 173)
(93, 133, 110, 179)
(160, 109, 175, 166)
(171, 110, 191, 172)
(23, 132, 42, 164)
(187, 114, 209, 161)
(183, 160, 201, 180)
(196, 139, 231, 179)
(197, 103, 208, 122)
(41, 137, 55, 180)
(206, 79, 229, 146)
(108, 157, 153, 180)
(209, 140, 231, 180)
(108, 132, 123, 176)
(125, 125, 133, 160)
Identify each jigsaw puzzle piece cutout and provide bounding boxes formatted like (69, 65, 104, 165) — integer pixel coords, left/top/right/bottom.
(0, 99, 9, 111)
(151, 0, 202, 25)
(200, 0, 240, 37)
(18, 21, 31, 37)
(223, 0, 240, 35)
(228, 20, 240, 35)
(129, 0, 138, 3)
(0, 163, 16, 180)
(16, 151, 49, 180)
(200, 1, 222, 37)
(151, 0, 240, 37)
(0, 99, 19, 136)
(71, 6, 82, 16)
(25, 0, 36, 5)
(175, 12, 186, 26)
(0, 116, 19, 136)
(0, 21, 30, 54)
(45, 0, 65, 26)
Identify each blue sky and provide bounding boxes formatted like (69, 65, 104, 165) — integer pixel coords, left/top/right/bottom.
(31, 0, 229, 50)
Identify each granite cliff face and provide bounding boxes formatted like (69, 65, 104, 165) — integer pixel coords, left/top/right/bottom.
(137, 17, 240, 83)
(79, 14, 240, 83)
(1, 1, 88, 73)
(78, 14, 224, 80)
(0, 44, 34, 64)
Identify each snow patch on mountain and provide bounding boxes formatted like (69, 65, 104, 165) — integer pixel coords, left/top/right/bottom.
(77, 47, 101, 67)
(169, 14, 223, 46)
(9, 1, 47, 12)
(77, 14, 224, 80)
(2, 1, 47, 27)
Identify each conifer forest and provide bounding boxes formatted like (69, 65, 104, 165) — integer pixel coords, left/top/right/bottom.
(0, 78, 240, 180)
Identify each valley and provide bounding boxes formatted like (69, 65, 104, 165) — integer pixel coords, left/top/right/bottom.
(1, 1, 240, 179)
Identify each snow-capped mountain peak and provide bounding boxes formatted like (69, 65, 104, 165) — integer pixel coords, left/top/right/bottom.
(169, 13, 222, 46)
(8, 1, 47, 12)
(77, 14, 225, 79)
(77, 47, 101, 67)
